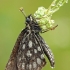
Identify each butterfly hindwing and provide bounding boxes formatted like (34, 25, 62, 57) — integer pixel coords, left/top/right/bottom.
(36, 34, 55, 67)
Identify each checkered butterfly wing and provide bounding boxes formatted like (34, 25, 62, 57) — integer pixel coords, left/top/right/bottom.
(5, 15, 55, 70)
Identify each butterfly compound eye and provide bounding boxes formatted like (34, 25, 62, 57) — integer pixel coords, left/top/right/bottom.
(26, 17, 31, 23)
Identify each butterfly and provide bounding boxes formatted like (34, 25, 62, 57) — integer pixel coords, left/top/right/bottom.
(5, 8, 55, 70)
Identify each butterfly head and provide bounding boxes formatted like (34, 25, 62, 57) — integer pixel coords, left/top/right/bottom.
(26, 14, 33, 24)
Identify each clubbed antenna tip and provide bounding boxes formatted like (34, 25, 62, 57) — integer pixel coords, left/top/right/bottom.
(19, 7, 26, 17)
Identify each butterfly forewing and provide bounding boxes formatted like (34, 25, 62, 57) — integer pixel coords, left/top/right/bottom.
(16, 31, 46, 70)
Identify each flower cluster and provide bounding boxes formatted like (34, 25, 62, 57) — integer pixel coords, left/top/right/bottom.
(34, 0, 68, 32)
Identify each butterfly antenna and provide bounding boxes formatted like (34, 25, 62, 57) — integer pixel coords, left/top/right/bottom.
(19, 7, 26, 17)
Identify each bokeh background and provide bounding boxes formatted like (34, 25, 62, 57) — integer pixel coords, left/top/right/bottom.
(0, 0, 70, 70)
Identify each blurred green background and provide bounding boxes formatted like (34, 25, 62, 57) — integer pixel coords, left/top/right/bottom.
(0, 0, 70, 70)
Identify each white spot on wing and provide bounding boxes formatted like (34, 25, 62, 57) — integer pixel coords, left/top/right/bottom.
(37, 58, 41, 65)
(22, 44, 25, 49)
(29, 64, 32, 69)
(37, 46, 41, 51)
(34, 49, 37, 53)
(28, 40, 32, 48)
(22, 63, 25, 69)
(19, 57, 21, 61)
(26, 50, 32, 57)
(41, 54, 44, 59)
(8, 61, 11, 65)
(33, 62, 37, 68)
